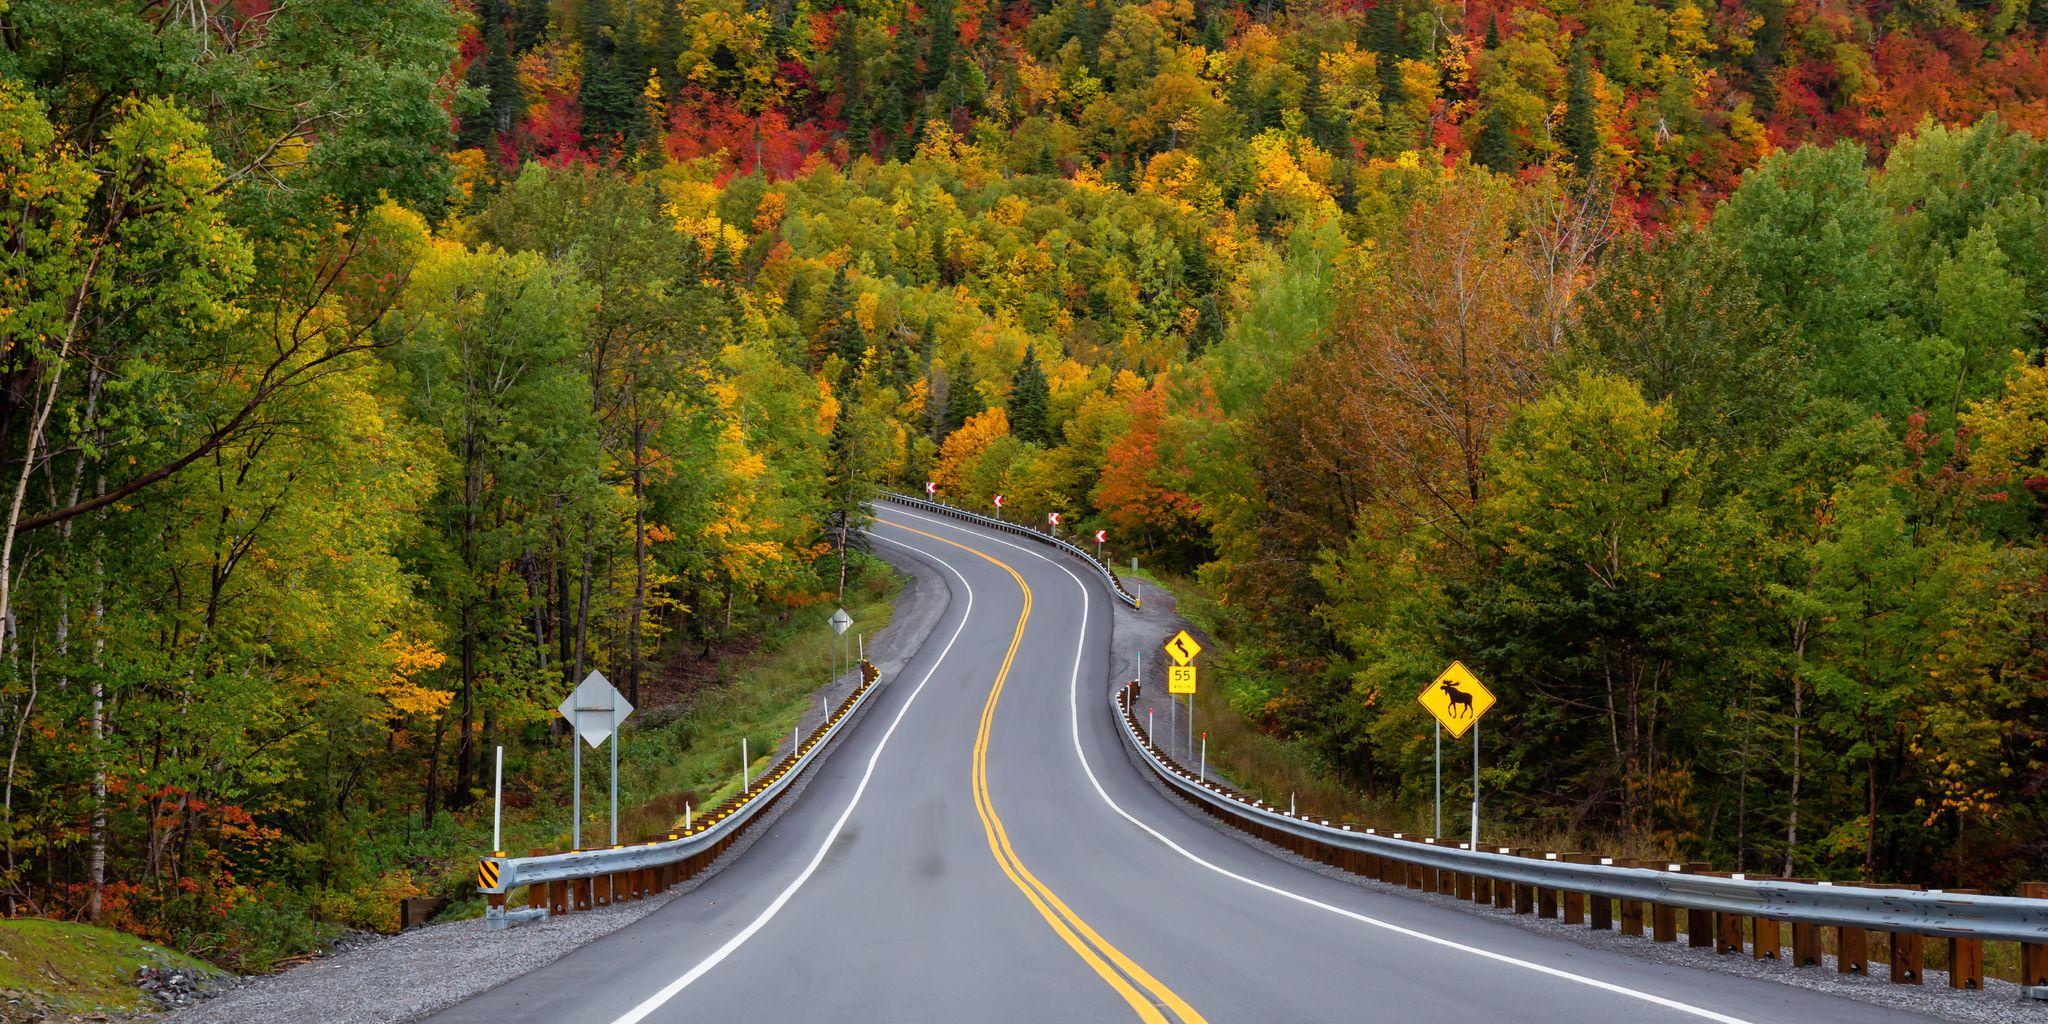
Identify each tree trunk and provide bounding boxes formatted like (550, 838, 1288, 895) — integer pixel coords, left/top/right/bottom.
(629, 432, 647, 705)
(422, 707, 448, 827)
(1783, 620, 1806, 877)
(574, 515, 594, 683)
(455, 430, 483, 806)
(556, 515, 574, 685)
(2, 672, 36, 916)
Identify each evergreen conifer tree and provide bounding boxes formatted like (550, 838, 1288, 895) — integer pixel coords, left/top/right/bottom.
(1007, 347, 1051, 444)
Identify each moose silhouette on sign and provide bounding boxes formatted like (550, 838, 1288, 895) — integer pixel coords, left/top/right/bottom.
(1439, 680, 1475, 718)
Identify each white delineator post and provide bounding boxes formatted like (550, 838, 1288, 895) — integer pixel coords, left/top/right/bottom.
(492, 745, 504, 853)
(742, 737, 750, 789)
(609, 723, 619, 847)
(1200, 732, 1207, 783)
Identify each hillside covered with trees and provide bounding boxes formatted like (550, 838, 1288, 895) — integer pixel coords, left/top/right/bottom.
(3, 0, 2047, 967)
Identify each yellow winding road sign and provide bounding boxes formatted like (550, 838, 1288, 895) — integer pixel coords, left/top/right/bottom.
(1418, 661, 1495, 739)
(1164, 630, 1202, 666)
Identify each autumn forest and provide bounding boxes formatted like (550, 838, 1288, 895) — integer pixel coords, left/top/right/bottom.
(4, 0, 2048, 969)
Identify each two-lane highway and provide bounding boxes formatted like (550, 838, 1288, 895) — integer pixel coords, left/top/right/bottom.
(426, 503, 1940, 1023)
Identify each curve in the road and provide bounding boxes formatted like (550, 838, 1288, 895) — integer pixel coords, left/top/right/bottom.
(883, 504, 1756, 1024)
(884, 519, 1207, 1024)
(596, 528, 982, 1024)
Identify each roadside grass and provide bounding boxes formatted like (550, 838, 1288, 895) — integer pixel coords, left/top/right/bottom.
(0, 918, 223, 1017)
(429, 554, 902, 916)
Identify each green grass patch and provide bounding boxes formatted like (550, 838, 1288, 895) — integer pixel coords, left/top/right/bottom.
(0, 918, 223, 1016)
(423, 553, 903, 914)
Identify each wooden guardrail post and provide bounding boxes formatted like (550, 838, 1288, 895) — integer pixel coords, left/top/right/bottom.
(1511, 850, 1536, 915)
(526, 848, 548, 915)
(1697, 870, 1742, 954)
(1536, 853, 1560, 919)
(1837, 922, 1870, 975)
(1648, 864, 1679, 942)
(1791, 919, 1822, 967)
(2023, 882, 2048, 986)
(1560, 854, 1591, 925)
(1681, 863, 1714, 949)
(1880, 884, 1924, 984)
(1937, 889, 1982, 989)
(1748, 877, 1788, 961)
(1717, 902, 1745, 954)
(1493, 849, 1516, 909)
(1888, 929, 1923, 984)
(1752, 914, 1781, 961)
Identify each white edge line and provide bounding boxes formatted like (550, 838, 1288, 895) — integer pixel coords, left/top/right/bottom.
(884, 504, 1757, 1024)
(604, 529, 975, 1024)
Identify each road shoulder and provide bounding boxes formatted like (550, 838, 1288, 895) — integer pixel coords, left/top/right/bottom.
(159, 550, 952, 1024)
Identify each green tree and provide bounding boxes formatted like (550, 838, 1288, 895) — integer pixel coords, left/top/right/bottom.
(1567, 228, 1796, 457)
(388, 242, 600, 817)
(1008, 347, 1053, 444)
(1560, 37, 1599, 177)
(940, 354, 984, 438)
(1450, 373, 1745, 837)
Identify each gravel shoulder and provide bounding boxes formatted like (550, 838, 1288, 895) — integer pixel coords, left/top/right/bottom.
(159, 550, 952, 1024)
(1107, 577, 2040, 1024)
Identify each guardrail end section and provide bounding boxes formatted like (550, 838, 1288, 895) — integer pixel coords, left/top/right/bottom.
(476, 855, 506, 895)
(486, 904, 549, 931)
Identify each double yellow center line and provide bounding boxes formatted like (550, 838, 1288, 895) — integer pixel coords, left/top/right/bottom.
(880, 519, 1205, 1024)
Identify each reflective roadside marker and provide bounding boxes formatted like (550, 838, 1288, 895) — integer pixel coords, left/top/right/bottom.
(1095, 529, 1107, 544)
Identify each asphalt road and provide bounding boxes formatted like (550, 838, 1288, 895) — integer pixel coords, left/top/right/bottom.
(423, 503, 1941, 1024)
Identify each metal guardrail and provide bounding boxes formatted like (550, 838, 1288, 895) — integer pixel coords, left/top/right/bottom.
(474, 663, 882, 927)
(1111, 685, 2048, 950)
(877, 493, 1142, 609)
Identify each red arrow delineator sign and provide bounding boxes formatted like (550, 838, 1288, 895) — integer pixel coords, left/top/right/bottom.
(993, 494, 1004, 508)
(1048, 512, 1061, 526)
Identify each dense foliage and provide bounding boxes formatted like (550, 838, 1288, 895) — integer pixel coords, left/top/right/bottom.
(2, 0, 2046, 967)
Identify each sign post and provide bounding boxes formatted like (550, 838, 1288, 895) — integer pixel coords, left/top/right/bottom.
(1417, 661, 1496, 847)
(557, 671, 633, 851)
(492, 745, 503, 855)
(831, 607, 853, 685)
(1165, 630, 1201, 760)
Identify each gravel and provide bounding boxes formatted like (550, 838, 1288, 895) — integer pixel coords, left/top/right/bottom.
(1107, 588, 2046, 1024)
(159, 553, 953, 1024)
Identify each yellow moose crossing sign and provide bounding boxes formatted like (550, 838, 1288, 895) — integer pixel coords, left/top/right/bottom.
(1417, 661, 1495, 740)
